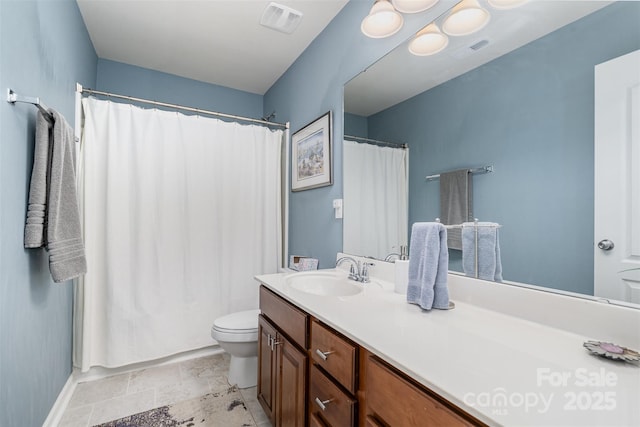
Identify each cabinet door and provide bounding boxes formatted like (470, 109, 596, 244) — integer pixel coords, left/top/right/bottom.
(258, 315, 277, 425)
(276, 335, 307, 427)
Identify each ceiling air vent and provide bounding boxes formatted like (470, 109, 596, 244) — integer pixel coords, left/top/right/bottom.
(450, 39, 490, 59)
(260, 2, 304, 34)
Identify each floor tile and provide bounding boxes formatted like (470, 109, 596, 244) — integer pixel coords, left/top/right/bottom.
(127, 363, 181, 394)
(67, 373, 130, 408)
(240, 386, 258, 403)
(179, 353, 229, 381)
(241, 386, 271, 426)
(155, 376, 211, 407)
(59, 352, 271, 426)
(57, 404, 93, 427)
(207, 370, 233, 392)
(88, 389, 155, 425)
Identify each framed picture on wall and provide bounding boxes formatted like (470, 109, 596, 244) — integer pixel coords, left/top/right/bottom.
(291, 111, 332, 191)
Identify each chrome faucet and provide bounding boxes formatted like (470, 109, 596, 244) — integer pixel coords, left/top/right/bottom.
(335, 256, 375, 283)
(385, 245, 409, 262)
(336, 256, 360, 281)
(384, 253, 400, 262)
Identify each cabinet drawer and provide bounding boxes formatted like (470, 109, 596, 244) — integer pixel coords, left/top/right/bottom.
(260, 285, 308, 349)
(310, 319, 357, 393)
(365, 415, 385, 427)
(309, 364, 356, 427)
(366, 356, 478, 426)
(309, 412, 328, 427)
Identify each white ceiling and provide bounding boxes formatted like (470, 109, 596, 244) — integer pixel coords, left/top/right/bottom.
(345, 0, 612, 117)
(76, 0, 349, 95)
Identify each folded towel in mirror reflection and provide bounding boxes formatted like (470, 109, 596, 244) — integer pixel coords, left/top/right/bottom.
(407, 222, 449, 310)
(440, 169, 473, 250)
(462, 222, 503, 282)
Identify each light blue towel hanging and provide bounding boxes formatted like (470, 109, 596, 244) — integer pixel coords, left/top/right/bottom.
(462, 222, 503, 282)
(406, 222, 450, 310)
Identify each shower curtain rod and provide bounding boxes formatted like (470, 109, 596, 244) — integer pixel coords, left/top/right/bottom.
(6, 88, 54, 122)
(76, 84, 289, 129)
(345, 134, 407, 149)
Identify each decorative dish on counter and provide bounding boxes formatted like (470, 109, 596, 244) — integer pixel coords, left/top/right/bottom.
(583, 341, 640, 363)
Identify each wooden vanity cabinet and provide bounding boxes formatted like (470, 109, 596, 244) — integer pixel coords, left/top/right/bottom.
(257, 284, 485, 427)
(363, 355, 484, 427)
(258, 287, 309, 427)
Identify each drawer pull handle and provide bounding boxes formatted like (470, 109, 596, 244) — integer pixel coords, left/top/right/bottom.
(271, 339, 282, 351)
(314, 397, 333, 411)
(315, 349, 334, 361)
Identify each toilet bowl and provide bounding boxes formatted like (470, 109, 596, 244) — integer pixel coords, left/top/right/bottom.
(211, 309, 260, 389)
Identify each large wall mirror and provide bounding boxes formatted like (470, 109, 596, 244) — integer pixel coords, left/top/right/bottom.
(343, 1, 640, 307)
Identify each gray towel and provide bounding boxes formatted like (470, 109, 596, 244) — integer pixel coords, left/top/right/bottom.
(462, 222, 502, 282)
(440, 169, 473, 250)
(25, 109, 87, 283)
(24, 111, 51, 248)
(406, 222, 450, 310)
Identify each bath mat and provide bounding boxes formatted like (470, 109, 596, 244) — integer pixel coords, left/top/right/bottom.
(94, 386, 256, 427)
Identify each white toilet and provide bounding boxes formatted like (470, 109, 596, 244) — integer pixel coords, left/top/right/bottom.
(211, 309, 260, 389)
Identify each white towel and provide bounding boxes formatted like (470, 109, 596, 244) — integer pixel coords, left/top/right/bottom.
(462, 222, 502, 282)
(406, 222, 450, 310)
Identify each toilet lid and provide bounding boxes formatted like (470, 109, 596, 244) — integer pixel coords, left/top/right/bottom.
(213, 309, 260, 332)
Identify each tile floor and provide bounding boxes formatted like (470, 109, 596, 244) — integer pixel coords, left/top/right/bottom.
(58, 353, 271, 427)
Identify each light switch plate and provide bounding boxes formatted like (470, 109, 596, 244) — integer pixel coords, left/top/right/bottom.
(333, 199, 343, 219)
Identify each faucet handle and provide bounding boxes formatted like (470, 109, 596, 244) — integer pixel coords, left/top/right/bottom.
(360, 262, 375, 283)
(348, 263, 359, 280)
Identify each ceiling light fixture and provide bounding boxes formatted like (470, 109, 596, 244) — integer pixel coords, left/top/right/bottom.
(361, 0, 404, 39)
(487, 0, 528, 9)
(408, 23, 448, 56)
(391, 0, 439, 14)
(442, 0, 490, 36)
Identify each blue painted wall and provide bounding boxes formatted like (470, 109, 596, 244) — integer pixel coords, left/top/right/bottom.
(344, 112, 368, 138)
(367, 2, 640, 294)
(96, 59, 263, 119)
(0, 1, 97, 425)
(265, 0, 454, 268)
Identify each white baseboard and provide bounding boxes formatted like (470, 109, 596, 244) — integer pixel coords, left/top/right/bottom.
(42, 373, 77, 427)
(42, 345, 222, 426)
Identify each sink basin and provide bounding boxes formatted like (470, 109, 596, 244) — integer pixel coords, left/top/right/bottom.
(285, 271, 363, 297)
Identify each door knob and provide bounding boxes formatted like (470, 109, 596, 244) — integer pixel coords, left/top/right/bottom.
(598, 239, 614, 251)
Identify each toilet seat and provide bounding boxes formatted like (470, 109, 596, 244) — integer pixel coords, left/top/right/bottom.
(211, 309, 259, 342)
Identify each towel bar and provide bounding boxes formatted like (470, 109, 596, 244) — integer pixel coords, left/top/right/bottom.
(6, 88, 53, 122)
(426, 165, 493, 181)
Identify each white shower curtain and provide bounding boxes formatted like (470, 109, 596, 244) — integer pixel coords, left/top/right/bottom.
(74, 98, 283, 371)
(343, 140, 408, 260)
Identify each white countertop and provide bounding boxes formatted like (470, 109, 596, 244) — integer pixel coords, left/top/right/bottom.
(255, 268, 640, 426)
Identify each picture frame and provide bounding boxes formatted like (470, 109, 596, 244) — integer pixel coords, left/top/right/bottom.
(291, 111, 332, 191)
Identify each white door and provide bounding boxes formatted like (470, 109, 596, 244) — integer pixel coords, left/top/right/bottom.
(594, 49, 640, 304)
